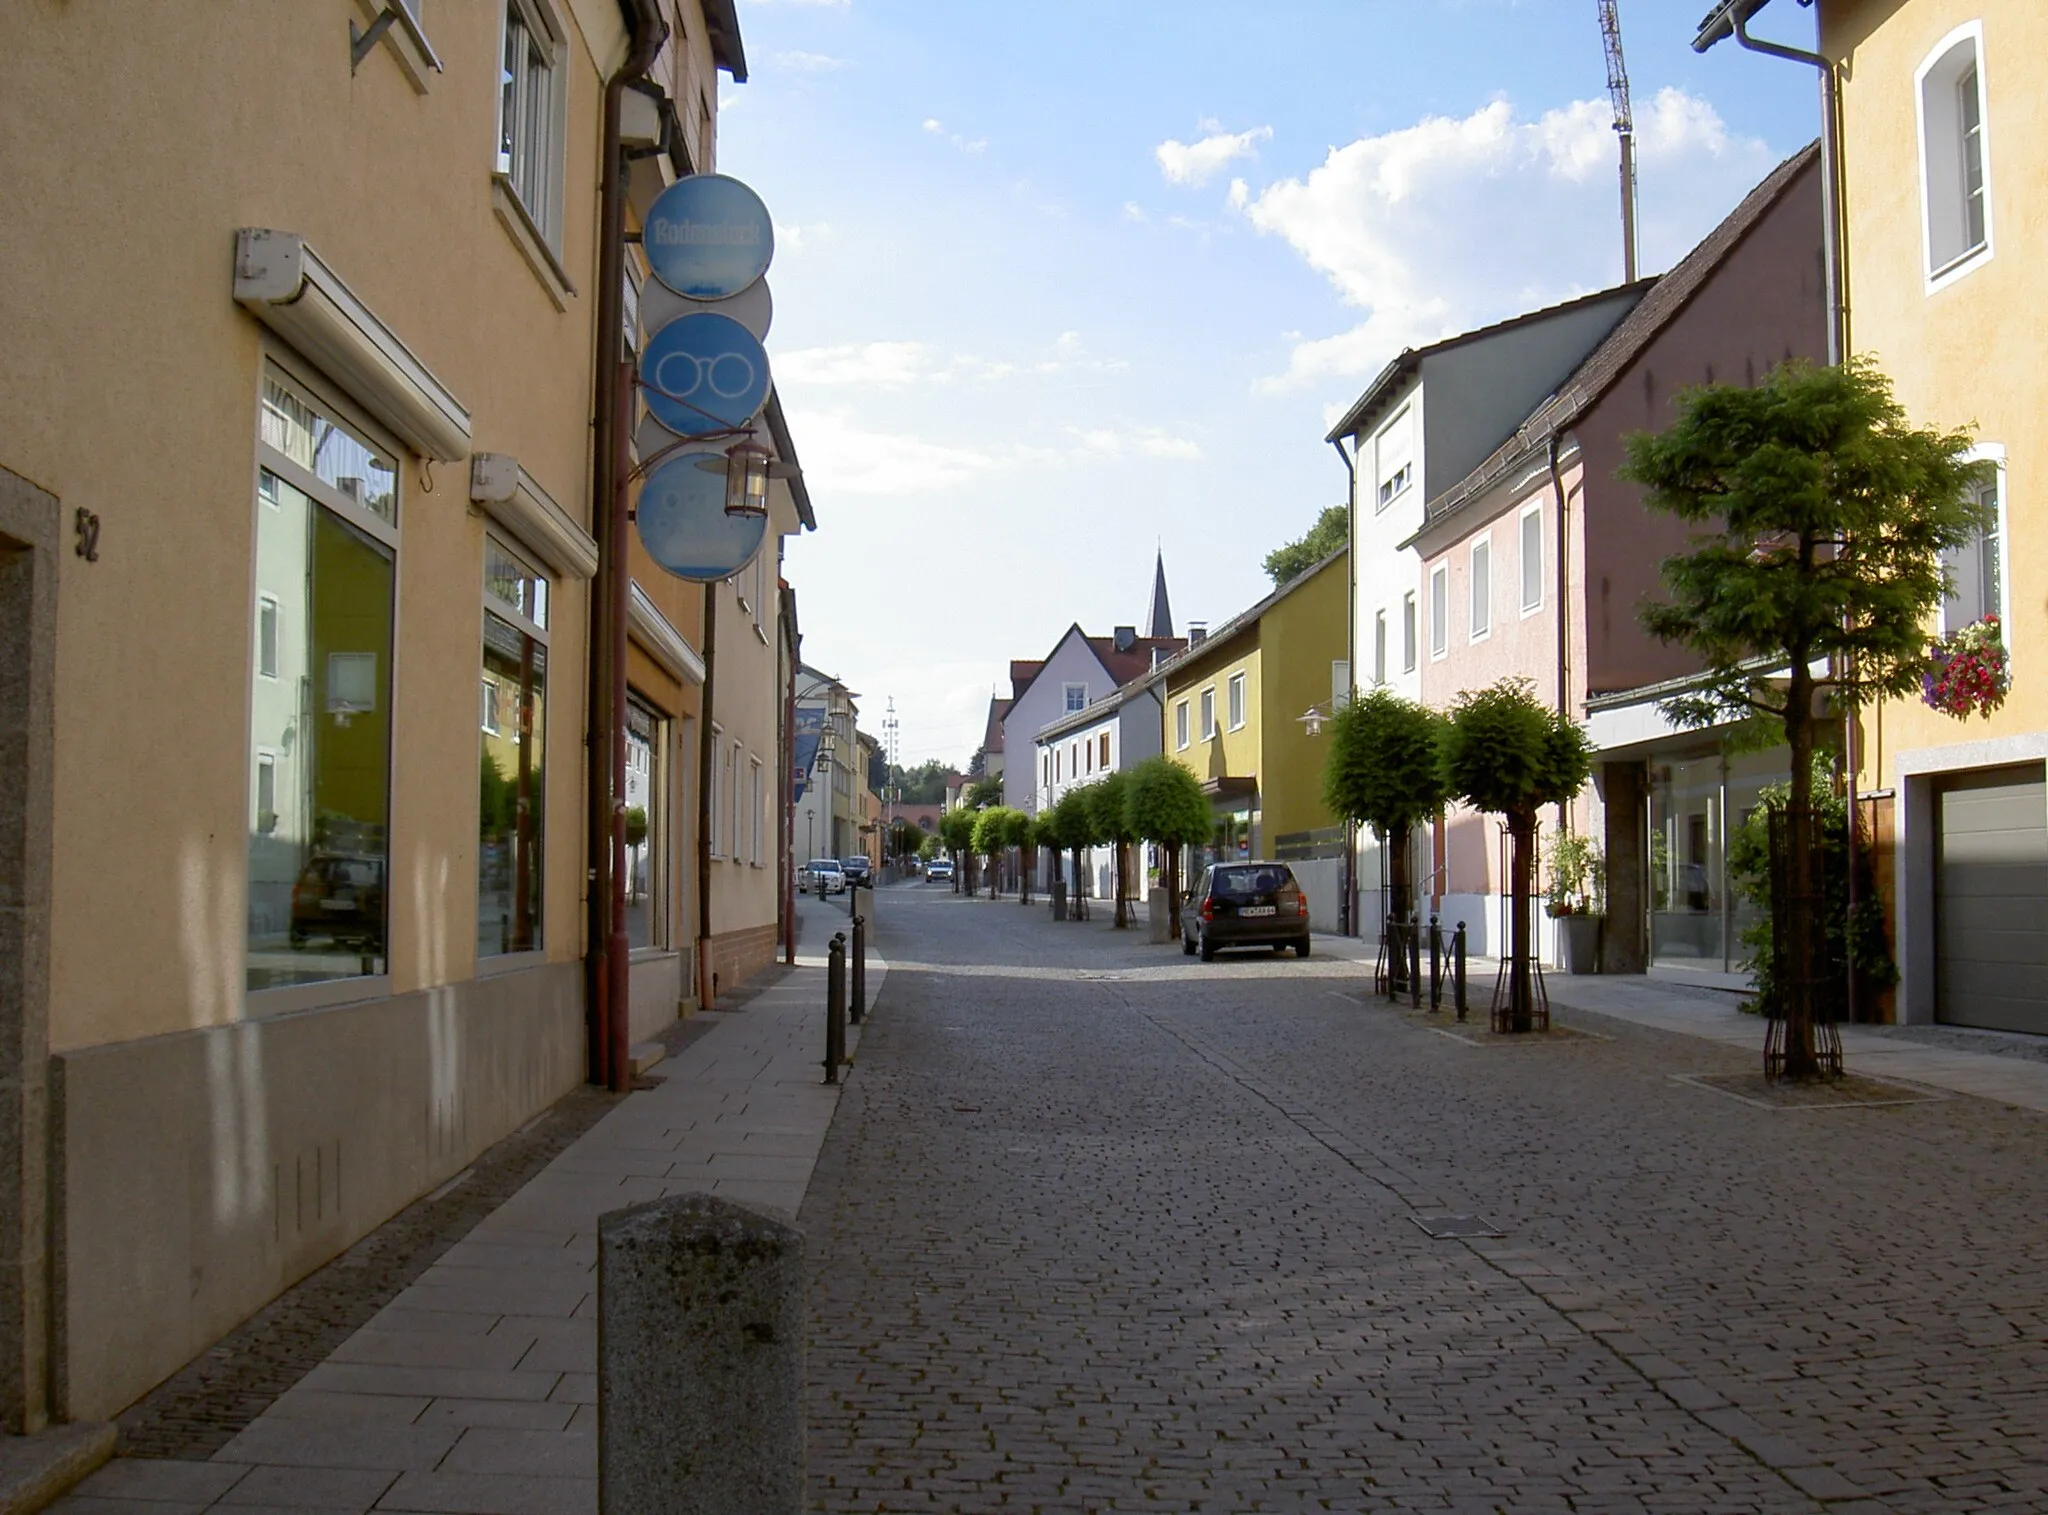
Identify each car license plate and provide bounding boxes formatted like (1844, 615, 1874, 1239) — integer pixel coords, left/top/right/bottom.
(1240, 905, 1276, 917)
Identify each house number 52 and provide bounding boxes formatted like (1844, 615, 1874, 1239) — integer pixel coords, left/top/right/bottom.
(74, 508, 99, 562)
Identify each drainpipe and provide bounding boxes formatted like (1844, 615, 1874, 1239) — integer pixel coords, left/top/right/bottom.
(587, 0, 667, 1090)
(1548, 436, 1572, 838)
(1726, 5, 1859, 1020)
(696, 590, 717, 1010)
(1728, 9, 1845, 363)
(1329, 434, 1359, 936)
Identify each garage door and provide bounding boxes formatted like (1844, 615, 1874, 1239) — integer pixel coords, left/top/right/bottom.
(1936, 764, 2048, 1033)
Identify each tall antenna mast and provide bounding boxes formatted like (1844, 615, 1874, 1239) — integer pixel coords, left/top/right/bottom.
(1599, 0, 1640, 282)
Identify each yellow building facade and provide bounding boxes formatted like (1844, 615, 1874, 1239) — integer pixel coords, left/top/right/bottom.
(0, 0, 762, 1430)
(1161, 550, 1350, 926)
(1823, 0, 2048, 1031)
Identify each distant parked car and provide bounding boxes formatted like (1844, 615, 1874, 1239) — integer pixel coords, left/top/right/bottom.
(290, 852, 386, 950)
(1182, 861, 1311, 961)
(841, 856, 872, 887)
(926, 858, 954, 883)
(800, 858, 846, 896)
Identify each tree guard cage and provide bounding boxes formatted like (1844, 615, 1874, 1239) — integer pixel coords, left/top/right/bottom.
(1765, 806, 1845, 1081)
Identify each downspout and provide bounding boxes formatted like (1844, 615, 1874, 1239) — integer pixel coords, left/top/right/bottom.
(1548, 435, 1572, 836)
(587, 0, 666, 1090)
(1729, 5, 1859, 1020)
(696, 590, 717, 1009)
(1329, 435, 1359, 936)
(782, 584, 798, 965)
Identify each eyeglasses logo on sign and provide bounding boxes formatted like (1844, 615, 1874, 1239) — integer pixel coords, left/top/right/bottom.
(640, 312, 772, 439)
(636, 450, 768, 583)
(642, 174, 775, 302)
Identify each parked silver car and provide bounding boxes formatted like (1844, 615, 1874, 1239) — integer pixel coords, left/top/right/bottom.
(800, 858, 847, 895)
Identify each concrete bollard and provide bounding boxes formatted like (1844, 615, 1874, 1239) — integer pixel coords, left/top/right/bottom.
(598, 1194, 806, 1515)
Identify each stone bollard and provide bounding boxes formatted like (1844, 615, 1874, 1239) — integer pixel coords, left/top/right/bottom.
(598, 1194, 806, 1515)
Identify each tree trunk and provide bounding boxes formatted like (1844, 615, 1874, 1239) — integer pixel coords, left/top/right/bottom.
(1507, 811, 1536, 1031)
(1113, 840, 1128, 928)
(1021, 843, 1033, 904)
(1386, 822, 1412, 991)
(1167, 845, 1183, 938)
(1781, 663, 1821, 1079)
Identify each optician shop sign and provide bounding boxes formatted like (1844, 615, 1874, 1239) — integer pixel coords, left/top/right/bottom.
(635, 173, 780, 582)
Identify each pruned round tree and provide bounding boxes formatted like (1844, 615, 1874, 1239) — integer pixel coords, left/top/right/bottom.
(1123, 756, 1212, 937)
(1049, 785, 1100, 918)
(1442, 678, 1593, 1032)
(1085, 771, 1136, 927)
(1622, 358, 1985, 1077)
(1322, 686, 1450, 931)
(1000, 806, 1036, 903)
(937, 807, 978, 893)
(971, 807, 1017, 900)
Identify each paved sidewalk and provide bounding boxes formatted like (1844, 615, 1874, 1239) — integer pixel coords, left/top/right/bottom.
(1310, 928, 2048, 1114)
(54, 895, 883, 1515)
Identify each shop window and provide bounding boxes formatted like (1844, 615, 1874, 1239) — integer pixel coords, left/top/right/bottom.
(479, 535, 548, 958)
(625, 698, 667, 949)
(246, 365, 397, 994)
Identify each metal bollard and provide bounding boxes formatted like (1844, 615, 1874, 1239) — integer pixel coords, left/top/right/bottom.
(850, 914, 866, 1025)
(1429, 914, 1443, 1011)
(1453, 921, 1469, 1022)
(1409, 913, 1422, 1009)
(824, 933, 846, 1084)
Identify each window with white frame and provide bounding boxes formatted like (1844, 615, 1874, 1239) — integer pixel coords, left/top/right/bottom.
(1085, 738, 1093, 773)
(1520, 501, 1545, 614)
(1175, 699, 1190, 750)
(1331, 660, 1350, 707)
(1942, 449, 2007, 636)
(257, 595, 280, 680)
(1098, 732, 1109, 768)
(728, 741, 742, 863)
(750, 757, 764, 863)
(1064, 681, 1088, 713)
(1227, 672, 1247, 730)
(480, 677, 502, 735)
(255, 752, 278, 834)
(1374, 406, 1413, 512)
(1200, 687, 1216, 740)
(709, 723, 725, 856)
(1469, 537, 1492, 641)
(497, 1, 564, 244)
(1429, 563, 1449, 659)
(1372, 610, 1388, 686)
(1918, 24, 1993, 284)
(1401, 591, 1417, 672)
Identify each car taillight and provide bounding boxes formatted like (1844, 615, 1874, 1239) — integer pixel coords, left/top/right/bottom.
(1200, 899, 1214, 922)
(1295, 893, 1309, 916)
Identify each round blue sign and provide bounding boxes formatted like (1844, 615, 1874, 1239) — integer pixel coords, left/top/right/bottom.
(644, 174, 774, 301)
(636, 452, 768, 582)
(640, 313, 772, 439)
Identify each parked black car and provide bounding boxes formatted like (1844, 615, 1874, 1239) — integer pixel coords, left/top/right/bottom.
(1182, 861, 1312, 960)
(841, 855, 873, 887)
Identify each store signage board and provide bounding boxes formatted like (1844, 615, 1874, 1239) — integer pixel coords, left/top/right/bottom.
(641, 277, 771, 342)
(643, 174, 774, 301)
(636, 450, 767, 582)
(640, 312, 772, 439)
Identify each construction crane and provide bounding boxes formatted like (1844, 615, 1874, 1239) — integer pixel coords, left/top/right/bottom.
(1599, 0, 1641, 282)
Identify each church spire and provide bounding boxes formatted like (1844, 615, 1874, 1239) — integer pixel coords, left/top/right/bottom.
(1147, 549, 1174, 639)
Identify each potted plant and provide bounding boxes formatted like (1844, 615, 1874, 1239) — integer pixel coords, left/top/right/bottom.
(1544, 831, 1605, 975)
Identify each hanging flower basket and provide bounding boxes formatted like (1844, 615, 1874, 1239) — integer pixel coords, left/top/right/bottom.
(1923, 616, 2011, 720)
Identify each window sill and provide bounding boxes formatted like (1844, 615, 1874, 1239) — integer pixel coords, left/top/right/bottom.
(248, 973, 393, 1019)
(353, 0, 441, 94)
(491, 175, 575, 312)
(476, 948, 548, 977)
(1926, 242, 1992, 295)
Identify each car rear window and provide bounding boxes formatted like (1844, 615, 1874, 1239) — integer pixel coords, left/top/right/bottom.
(1212, 864, 1292, 898)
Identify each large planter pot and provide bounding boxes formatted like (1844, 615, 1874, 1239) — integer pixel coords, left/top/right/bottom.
(1558, 913, 1603, 975)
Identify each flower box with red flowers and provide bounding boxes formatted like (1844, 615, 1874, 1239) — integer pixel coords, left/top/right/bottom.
(1923, 615, 2011, 720)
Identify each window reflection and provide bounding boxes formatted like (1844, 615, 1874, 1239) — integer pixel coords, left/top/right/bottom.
(624, 699, 666, 949)
(247, 469, 394, 990)
(479, 611, 545, 956)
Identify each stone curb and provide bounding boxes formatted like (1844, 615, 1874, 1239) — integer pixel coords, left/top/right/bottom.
(0, 1425, 116, 1515)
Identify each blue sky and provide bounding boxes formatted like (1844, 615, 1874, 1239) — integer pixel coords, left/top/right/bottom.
(725, 0, 1825, 768)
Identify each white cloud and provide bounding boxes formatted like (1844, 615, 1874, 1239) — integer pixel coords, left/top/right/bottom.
(1155, 124, 1273, 187)
(922, 117, 987, 154)
(1238, 88, 1776, 390)
(1068, 425, 1204, 462)
(776, 332, 1124, 388)
(773, 50, 847, 71)
(790, 412, 1000, 495)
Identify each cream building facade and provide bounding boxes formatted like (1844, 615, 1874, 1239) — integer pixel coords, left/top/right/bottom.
(0, 0, 795, 1434)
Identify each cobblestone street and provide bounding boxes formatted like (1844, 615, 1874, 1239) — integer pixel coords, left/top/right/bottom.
(803, 886, 2048, 1514)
